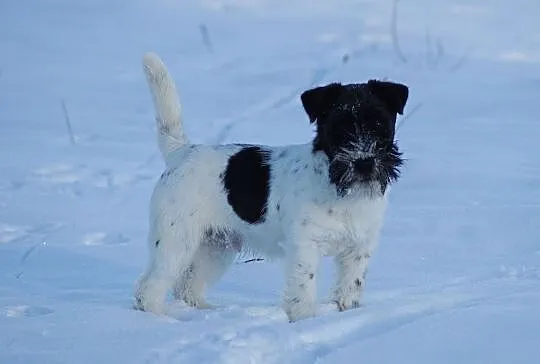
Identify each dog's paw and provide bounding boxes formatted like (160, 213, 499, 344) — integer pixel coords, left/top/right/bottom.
(283, 296, 316, 322)
(333, 295, 362, 312)
(183, 298, 217, 310)
(133, 291, 166, 314)
(194, 302, 217, 310)
(133, 296, 146, 311)
(333, 278, 365, 312)
(133, 296, 150, 312)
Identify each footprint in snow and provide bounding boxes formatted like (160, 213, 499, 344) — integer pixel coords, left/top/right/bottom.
(0, 222, 62, 244)
(3, 305, 54, 318)
(0, 224, 29, 244)
(82, 232, 130, 246)
(33, 163, 154, 191)
(33, 163, 85, 185)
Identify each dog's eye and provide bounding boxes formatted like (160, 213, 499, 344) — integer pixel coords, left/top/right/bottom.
(325, 124, 346, 145)
(375, 119, 392, 132)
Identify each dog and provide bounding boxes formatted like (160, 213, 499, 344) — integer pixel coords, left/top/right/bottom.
(134, 52, 409, 322)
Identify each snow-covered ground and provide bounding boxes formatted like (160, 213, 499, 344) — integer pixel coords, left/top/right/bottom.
(1, 0, 539, 363)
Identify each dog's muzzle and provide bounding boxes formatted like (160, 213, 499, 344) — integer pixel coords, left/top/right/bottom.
(353, 157, 375, 179)
(330, 156, 379, 197)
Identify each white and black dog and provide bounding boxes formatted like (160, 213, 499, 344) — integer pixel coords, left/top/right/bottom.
(134, 53, 409, 322)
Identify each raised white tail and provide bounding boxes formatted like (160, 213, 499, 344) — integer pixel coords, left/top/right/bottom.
(142, 52, 188, 159)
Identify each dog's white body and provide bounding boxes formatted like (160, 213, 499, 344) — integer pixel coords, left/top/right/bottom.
(135, 53, 389, 322)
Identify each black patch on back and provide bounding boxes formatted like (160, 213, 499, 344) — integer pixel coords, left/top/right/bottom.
(222, 146, 272, 224)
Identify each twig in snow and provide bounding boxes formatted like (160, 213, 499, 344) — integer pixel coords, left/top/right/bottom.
(391, 0, 407, 63)
(242, 258, 264, 263)
(396, 102, 423, 131)
(448, 46, 472, 73)
(425, 28, 447, 69)
(425, 29, 434, 67)
(199, 23, 214, 53)
(15, 241, 48, 279)
(435, 39, 445, 62)
(61, 99, 76, 145)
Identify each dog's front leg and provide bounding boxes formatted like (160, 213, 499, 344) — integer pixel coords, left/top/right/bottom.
(333, 246, 370, 312)
(283, 243, 320, 322)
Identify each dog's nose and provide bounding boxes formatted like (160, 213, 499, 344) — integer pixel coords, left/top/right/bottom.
(354, 158, 375, 175)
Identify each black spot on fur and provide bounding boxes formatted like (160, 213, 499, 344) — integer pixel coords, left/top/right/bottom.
(160, 169, 174, 181)
(155, 240, 160, 247)
(170, 222, 175, 227)
(354, 278, 361, 287)
(278, 150, 288, 159)
(309, 273, 314, 279)
(276, 203, 280, 212)
(204, 226, 229, 241)
(203, 226, 243, 251)
(222, 146, 271, 224)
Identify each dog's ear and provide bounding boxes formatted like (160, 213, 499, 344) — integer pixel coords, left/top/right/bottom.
(367, 80, 409, 115)
(301, 83, 343, 123)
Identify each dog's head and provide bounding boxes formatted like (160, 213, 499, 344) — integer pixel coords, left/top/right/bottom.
(302, 80, 409, 197)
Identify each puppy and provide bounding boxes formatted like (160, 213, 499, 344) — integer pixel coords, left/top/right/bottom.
(134, 53, 409, 322)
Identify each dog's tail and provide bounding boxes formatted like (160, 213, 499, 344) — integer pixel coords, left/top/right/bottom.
(142, 52, 188, 159)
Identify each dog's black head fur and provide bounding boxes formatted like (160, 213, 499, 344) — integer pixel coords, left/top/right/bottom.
(301, 80, 409, 197)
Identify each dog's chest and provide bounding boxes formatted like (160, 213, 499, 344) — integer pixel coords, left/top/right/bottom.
(291, 196, 388, 256)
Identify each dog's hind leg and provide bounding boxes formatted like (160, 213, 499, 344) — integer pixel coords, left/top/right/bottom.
(173, 227, 242, 308)
(134, 229, 199, 314)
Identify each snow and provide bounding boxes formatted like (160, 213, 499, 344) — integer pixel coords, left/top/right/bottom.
(1, 0, 539, 363)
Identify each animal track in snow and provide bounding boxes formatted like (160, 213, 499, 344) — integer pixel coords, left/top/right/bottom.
(0, 223, 62, 245)
(81, 232, 130, 246)
(0, 224, 29, 244)
(31, 163, 153, 191)
(142, 274, 532, 364)
(3, 305, 54, 318)
(33, 163, 85, 184)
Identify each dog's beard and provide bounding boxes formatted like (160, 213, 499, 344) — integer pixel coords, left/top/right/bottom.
(329, 160, 378, 198)
(329, 142, 403, 198)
